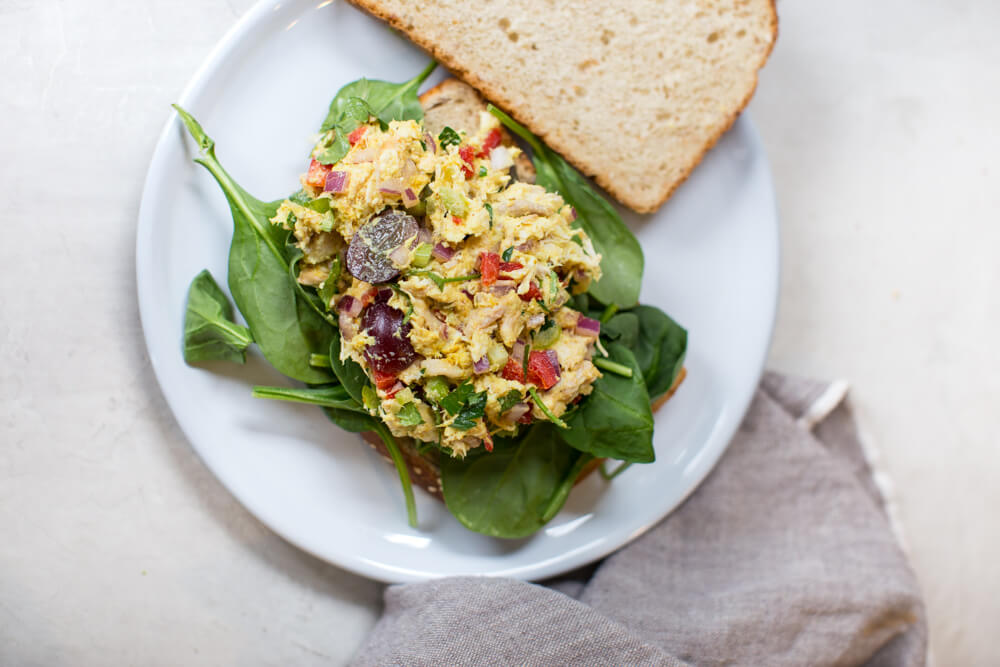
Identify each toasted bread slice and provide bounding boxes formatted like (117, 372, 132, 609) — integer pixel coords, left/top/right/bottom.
(420, 78, 535, 184)
(349, 0, 777, 212)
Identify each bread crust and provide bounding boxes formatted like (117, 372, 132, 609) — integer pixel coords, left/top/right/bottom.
(347, 0, 777, 213)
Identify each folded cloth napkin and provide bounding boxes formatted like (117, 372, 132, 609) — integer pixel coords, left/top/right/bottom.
(350, 373, 927, 666)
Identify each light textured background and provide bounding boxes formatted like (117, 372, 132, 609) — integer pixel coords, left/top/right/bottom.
(1, 0, 997, 664)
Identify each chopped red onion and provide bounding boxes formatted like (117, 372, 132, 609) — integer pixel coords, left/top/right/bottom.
(511, 340, 525, 364)
(324, 171, 349, 193)
(402, 188, 419, 208)
(489, 145, 513, 170)
(505, 402, 531, 421)
(568, 206, 578, 221)
(544, 349, 561, 376)
(473, 356, 490, 374)
(416, 226, 432, 244)
(576, 315, 601, 337)
(401, 159, 417, 179)
(432, 243, 455, 262)
(388, 244, 410, 267)
(491, 280, 516, 296)
(378, 178, 405, 195)
(423, 132, 437, 154)
(337, 295, 362, 317)
(339, 312, 358, 340)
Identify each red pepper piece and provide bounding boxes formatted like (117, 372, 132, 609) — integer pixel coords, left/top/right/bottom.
(452, 215, 463, 225)
(348, 125, 367, 146)
(479, 252, 500, 287)
(518, 282, 543, 302)
(500, 356, 525, 383)
(483, 433, 494, 452)
(458, 145, 476, 179)
(498, 261, 523, 272)
(527, 350, 561, 390)
(305, 159, 331, 189)
(372, 369, 397, 392)
(477, 128, 502, 158)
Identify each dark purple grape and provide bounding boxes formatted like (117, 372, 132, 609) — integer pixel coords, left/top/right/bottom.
(360, 301, 418, 375)
(346, 209, 418, 284)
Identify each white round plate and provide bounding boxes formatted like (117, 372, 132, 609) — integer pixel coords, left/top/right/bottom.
(137, 0, 779, 583)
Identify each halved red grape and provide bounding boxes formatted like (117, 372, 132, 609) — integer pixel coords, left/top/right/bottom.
(346, 209, 418, 284)
(360, 301, 418, 375)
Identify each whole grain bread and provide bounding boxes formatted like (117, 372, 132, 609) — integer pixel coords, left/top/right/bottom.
(349, 0, 777, 213)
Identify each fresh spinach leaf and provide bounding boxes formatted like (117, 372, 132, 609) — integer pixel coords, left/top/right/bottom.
(320, 61, 437, 132)
(251, 384, 368, 413)
(174, 105, 334, 384)
(632, 305, 687, 401)
(440, 423, 589, 538)
(318, 60, 436, 159)
(438, 126, 461, 150)
(322, 407, 376, 434)
(451, 391, 487, 430)
(315, 96, 372, 165)
(183, 269, 252, 364)
(560, 343, 655, 463)
(601, 311, 639, 348)
(396, 402, 424, 426)
(488, 105, 643, 309)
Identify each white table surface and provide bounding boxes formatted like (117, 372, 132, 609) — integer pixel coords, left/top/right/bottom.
(2, 0, 997, 664)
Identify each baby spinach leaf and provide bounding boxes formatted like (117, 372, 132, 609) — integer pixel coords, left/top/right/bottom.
(183, 269, 253, 364)
(560, 343, 655, 463)
(440, 423, 588, 538)
(173, 105, 333, 384)
(316, 61, 435, 164)
(251, 384, 367, 413)
(632, 305, 688, 401)
(396, 402, 424, 426)
(451, 391, 487, 430)
(322, 406, 377, 434)
(438, 126, 461, 149)
(601, 311, 639, 349)
(488, 105, 643, 309)
(315, 96, 372, 165)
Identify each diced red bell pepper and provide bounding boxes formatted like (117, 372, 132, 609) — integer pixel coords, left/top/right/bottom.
(483, 433, 494, 452)
(347, 125, 367, 146)
(500, 356, 525, 383)
(479, 252, 500, 287)
(519, 282, 543, 302)
(498, 261, 523, 272)
(477, 128, 502, 158)
(359, 286, 379, 308)
(458, 145, 476, 179)
(452, 215, 463, 225)
(372, 369, 397, 392)
(305, 159, 331, 188)
(517, 411, 534, 424)
(527, 350, 561, 390)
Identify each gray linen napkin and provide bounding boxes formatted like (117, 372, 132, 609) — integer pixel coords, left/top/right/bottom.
(350, 373, 927, 666)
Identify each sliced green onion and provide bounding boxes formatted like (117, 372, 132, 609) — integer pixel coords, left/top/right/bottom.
(527, 387, 567, 429)
(424, 376, 450, 404)
(593, 357, 633, 377)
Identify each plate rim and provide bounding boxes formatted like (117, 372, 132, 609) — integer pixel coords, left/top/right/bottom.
(136, 0, 780, 583)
